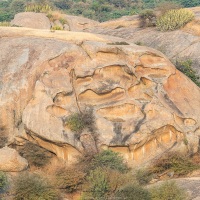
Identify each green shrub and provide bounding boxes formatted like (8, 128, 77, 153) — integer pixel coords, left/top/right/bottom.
(135, 169, 153, 185)
(176, 59, 200, 87)
(156, 9, 194, 31)
(0, 172, 7, 192)
(91, 150, 128, 173)
(150, 181, 188, 200)
(18, 142, 53, 167)
(115, 183, 151, 200)
(55, 166, 85, 193)
(85, 168, 109, 200)
(139, 9, 156, 27)
(151, 153, 199, 176)
(65, 109, 95, 134)
(14, 173, 59, 200)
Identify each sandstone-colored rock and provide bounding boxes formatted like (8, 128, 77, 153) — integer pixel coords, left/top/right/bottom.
(0, 27, 200, 166)
(0, 147, 28, 172)
(11, 12, 51, 29)
(85, 10, 200, 76)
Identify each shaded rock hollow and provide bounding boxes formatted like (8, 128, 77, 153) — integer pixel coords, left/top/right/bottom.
(0, 27, 200, 166)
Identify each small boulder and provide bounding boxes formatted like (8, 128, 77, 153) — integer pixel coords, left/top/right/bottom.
(11, 12, 51, 29)
(0, 147, 28, 172)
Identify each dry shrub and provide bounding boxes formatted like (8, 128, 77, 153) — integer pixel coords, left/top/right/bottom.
(151, 153, 199, 176)
(150, 181, 188, 200)
(55, 166, 86, 193)
(156, 9, 194, 31)
(18, 142, 53, 167)
(14, 172, 59, 200)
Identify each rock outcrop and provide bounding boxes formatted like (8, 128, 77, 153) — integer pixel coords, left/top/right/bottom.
(0, 147, 28, 172)
(0, 27, 200, 166)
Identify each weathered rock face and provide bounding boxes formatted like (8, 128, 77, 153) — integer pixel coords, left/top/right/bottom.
(0, 147, 28, 172)
(0, 27, 200, 166)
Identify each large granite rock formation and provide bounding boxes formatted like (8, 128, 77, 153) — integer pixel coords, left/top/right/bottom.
(0, 27, 200, 166)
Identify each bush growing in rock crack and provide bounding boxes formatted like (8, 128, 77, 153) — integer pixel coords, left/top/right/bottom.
(64, 109, 96, 134)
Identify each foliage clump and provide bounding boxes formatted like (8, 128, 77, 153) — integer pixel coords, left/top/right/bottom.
(151, 153, 199, 176)
(18, 142, 53, 167)
(176, 59, 200, 87)
(65, 109, 95, 134)
(91, 149, 128, 173)
(150, 181, 188, 200)
(14, 173, 59, 200)
(156, 9, 194, 31)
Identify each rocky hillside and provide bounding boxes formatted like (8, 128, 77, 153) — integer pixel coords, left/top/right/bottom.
(10, 9, 200, 78)
(0, 26, 200, 171)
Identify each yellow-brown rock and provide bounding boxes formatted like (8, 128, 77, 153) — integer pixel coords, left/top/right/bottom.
(0, 27, 200, 167)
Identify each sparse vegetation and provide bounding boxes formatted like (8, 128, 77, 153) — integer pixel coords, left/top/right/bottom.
(14, 173, 59, 200)
(25, 4, 52, 13)
(150, 181, 188, 200)
(156, 9, 194, 31)
(135, 169, 153, 185)
(18, 142, 53, 167)
(176, 59, 200, 87)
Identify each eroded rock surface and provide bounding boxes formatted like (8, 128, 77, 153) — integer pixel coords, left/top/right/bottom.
(0, 27, 200, 166)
